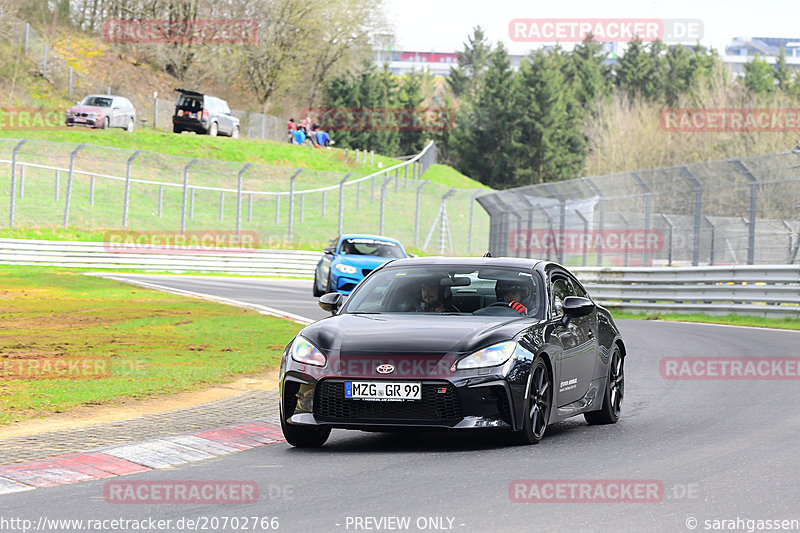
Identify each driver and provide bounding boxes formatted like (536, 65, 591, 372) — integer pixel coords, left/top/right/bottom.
(419, 278, 458, 313)
(495, 279, 532, 315)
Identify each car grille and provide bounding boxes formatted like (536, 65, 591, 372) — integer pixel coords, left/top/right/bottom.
(314, 380, 462, 421)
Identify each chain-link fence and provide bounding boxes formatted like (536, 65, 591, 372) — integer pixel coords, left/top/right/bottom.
(0, 139, 489, 253)
(478, 148, 800, 266)
(0, 12, 285, 141)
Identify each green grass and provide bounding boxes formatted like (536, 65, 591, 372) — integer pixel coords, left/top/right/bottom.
(611, 310, 800, 330)
(0, 265, 303, 425)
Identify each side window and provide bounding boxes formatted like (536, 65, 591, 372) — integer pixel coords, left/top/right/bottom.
(220, 100, 231, 114)
(550, 275, 577, 316)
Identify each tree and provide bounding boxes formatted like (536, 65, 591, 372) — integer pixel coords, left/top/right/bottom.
(569, 36, 611, 108)
(614, 39, 658, 101)
(774, 47, 790, 92)
(743, 55, 776, 95)
(454, 42, 515, 187)
(662, 45, 693, 106)
(447, 26, 491, 100)
(509, 49, 585, 186)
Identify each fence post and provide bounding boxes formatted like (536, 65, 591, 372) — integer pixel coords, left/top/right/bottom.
(275, 195, 280, 224)
(219, 191, 225, 221)
(338, 173, 351, 235)
(248, 193, 253, 223)
(630, 171, 653, 266)
(18, 166, 24, 199)
(583, 177, 604, 266)
(379, 176, 392, 234)
(574, 209, 590, 267)
(89, 175, 95, 206)
(619, 213, 631, 267)
(153, 92, 159, 129)
(344, 148, 349, 163)
(704, 216, 716, 265)
(370, 150, 374, 165)
(122, 150, 141, 227)
(9, 140, 28, 229)
(680, 166, 703, 266)
(24, 23, 29, 53)
(414, 180, 430, 246)
(662, 214, 674, 266)
(63, 143, 85, 229)
(180, 158, 198, 233)
(467, 190, 482, 254)
(236, 163, 250, 238)
(54, 170, 60, 201)
(730, 159, 758, 265)
(68, 66, 73, 98)
(158, 186, 163, 217)
(544, 183, 566, 264)
(321, 191, 326, 217)
(42, 44, 47, 78)
(288, 169, 302, 240)
(394, 167, 399, 192)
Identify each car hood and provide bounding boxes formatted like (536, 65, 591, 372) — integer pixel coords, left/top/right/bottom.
(68, 106, 107, 114)
(300, 313, 537, 357)
(333, 255, 396, 269)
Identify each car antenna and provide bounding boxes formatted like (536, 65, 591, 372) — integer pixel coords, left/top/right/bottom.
(483, 251, 492, 257)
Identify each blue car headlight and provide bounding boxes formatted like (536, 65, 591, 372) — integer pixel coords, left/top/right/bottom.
(290, 336, 327, 367)
(456, 341, 516, 370)
(334, 263, 358, 274)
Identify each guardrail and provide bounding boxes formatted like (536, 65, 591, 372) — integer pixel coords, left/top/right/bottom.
(1, 240, 797, 317)
(572, 265, 800, 317)
(0, 238, 321, 277)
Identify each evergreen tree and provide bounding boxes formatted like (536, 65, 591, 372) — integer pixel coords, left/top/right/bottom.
(615, 39, 658, 101)
(447, 26, 491, 100)
(743, 55, 776, 95)
(396, 70, 426, 155)
(775, 47, 790, 92)
(509, 49, 585, 186)
(454, 43, 516, 188)
(569, 36, 611, 108)
(663, 45, 693, 106)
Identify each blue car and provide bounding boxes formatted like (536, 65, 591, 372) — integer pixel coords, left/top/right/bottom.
(313, 235, 408, 296)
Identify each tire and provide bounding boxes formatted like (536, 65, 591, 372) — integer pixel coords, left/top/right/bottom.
(101, 116, 109, 130)
(312, 271, 324, 297)
(280, 390, 330, 447)
(209, 122, 218, 137)
(513, 357, 552, 445)
(173, 125, 182, 134)
(126, 118, 134, 133)
(585, 346, 624, 425)
(231, 126, 240, 139)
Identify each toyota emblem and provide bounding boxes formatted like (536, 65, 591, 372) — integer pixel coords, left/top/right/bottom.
(376, 364, 395, 374)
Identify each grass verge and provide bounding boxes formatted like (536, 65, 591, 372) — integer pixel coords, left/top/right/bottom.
(610, 310, 800, 331)
(0, 265, 302, 425)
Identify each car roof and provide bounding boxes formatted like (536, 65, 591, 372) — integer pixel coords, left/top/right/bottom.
(382, 256, 548, 271)
(339, 234, 403, 245)
(175, 88, 205, 97)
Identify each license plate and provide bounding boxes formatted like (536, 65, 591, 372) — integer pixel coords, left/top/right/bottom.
(76, 117, 85, 123)
(345, 381, 421, 401)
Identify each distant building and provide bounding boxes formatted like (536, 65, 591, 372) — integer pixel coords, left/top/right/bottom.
(723, 37, 800, 76)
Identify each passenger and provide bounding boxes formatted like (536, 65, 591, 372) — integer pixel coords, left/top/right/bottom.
(418, 279, 458, 313)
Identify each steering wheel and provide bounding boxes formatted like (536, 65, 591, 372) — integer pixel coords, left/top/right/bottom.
(487, 301, 511, 308)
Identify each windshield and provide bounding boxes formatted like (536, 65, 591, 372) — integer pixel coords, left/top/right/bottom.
(339, 238, 405, 258)
(343, 265, 542, 317)
(80, 96, 112, 107)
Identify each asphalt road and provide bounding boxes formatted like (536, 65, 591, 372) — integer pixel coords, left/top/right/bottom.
(2, 274, 799, 533)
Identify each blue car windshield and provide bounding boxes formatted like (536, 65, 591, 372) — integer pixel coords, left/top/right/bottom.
(339, 238, 405, 258)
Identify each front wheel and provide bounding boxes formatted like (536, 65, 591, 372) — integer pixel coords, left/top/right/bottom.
(101, 116, 109, 130)
(209, 122, 218, 137)
(126, 118, 134, 132)
(513, 357, 552, 445)
(584, 346, 624, 425)
(231, 125, 240, 139)
(312, 271, 324, 297)
(280, 395, 330, 447)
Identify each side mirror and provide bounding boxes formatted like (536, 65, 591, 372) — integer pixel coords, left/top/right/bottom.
(318, 292, 343, 314)
(560, 296, 595, 326)
(323, 246, 335, 255)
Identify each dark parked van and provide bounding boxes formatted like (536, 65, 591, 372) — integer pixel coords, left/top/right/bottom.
(172, 88, 240, 138)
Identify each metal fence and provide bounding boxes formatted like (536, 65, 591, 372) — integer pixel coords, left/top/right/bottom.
(478, 148, 800, 266)
(0, 139, 489, 254)
(0, 12, 286, 141)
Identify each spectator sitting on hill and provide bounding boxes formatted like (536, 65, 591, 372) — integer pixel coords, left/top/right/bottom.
(291, 128, 306, 145)
(287, 118, 297, 143)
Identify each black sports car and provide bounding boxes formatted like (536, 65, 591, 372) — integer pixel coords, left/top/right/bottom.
(278, 257, 625, 447)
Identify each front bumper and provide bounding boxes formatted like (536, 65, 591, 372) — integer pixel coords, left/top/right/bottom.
(280, 363, 526, 431)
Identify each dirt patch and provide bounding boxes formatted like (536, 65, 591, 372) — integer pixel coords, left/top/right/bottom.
(0, 368, 279, 439)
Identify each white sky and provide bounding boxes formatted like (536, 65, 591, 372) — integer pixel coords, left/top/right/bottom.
(383, 0, 799, 55)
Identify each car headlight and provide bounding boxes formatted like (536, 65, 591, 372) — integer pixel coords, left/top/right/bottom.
(290, 336, 327, 367)
(334, 263, 358, 274)
(456, 341, 516, 370)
